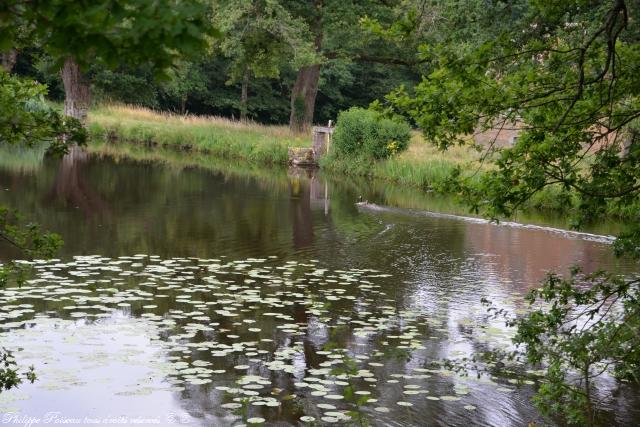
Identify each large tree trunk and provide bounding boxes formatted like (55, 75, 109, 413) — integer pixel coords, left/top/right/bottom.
(289, 64, 321, 133)
(1, 49, 17, 72)
(61, 57, 91, 123)
(240, 67, 250, 122)
(289, 0, 323, 133)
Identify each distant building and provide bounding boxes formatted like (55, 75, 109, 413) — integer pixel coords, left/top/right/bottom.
(473, 117, 635, 154)
(473, 117, 523, 148)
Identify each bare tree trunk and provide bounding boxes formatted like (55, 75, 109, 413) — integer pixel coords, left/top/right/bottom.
(1, 49, 17, 72)
(240, 67, 250, 122)
(289, 64, 321, 133)
(289, 0, 323, 133)
(61, 57, 91, 123)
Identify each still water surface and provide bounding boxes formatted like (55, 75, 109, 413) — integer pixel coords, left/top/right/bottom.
(0, 147, 638, 426)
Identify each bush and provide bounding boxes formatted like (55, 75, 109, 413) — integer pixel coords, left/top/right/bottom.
(332, 107, 411, 159)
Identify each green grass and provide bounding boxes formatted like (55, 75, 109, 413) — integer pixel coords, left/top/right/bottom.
(321, 134, 486, 191)
(86, 104, 630, 221)
(88, 104, 309, 165)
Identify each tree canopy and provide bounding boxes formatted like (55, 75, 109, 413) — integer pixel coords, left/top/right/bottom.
(376, 1, 639, 424)
(1, 0, 216, 120)
(382, 0, 639, 254)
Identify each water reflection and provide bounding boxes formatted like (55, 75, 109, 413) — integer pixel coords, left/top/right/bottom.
(45, 146, 111, 220)
(0, 147, 638, 426)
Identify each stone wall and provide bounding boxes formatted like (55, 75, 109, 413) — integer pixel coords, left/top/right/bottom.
(473, 118, 523, 148)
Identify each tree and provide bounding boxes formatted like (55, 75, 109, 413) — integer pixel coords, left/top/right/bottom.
(212, 0, 316, 121)
(386, 0, 639, 249)
(285, 0, 409, 133)
(1, 0, 215, 121)
(159, 61, 208, 115)
(382, 0, 640, 424)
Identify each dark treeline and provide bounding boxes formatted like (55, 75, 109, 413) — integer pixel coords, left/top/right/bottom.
(6, 0, 428, 128)
(2, 0, 522, 131)
(11, 48, 418, 125)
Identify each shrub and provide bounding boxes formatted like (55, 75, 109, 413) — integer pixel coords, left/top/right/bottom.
(332, 107, 411, 159)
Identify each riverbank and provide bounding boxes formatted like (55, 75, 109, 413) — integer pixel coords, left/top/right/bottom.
(88, 104, 483, 189)
(86, 104, 632, 219)
(88, 104, 308, 165)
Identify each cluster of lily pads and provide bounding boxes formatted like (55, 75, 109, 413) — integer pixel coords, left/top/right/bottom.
(0, 255, 527, 425)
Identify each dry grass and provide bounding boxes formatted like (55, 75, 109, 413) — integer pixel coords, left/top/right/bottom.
(395, 133, 484, 165)
(91, 104, 298, 139)
(88, 104, 308, 165)
(88, 104, 488, 189)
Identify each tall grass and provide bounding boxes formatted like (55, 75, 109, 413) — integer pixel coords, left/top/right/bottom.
(321, 134, 486, 190)
(87, 105, 617, 219)
(88, 104, 309, 165)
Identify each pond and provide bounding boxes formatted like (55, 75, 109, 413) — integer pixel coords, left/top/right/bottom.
(0, 146, 638, 426)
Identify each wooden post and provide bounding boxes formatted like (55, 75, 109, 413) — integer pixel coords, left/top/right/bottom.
(312, 126, 334, 161)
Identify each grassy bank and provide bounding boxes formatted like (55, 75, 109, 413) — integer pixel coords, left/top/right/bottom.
(87, 104, 484, 189)
(88, 104, 309, 165)
(87, 105, 626, 219)
(85, 105, 563, 212)
(320, 136, 486, 190)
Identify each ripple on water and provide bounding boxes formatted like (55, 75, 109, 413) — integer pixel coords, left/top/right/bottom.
(0, 255, 547, 426)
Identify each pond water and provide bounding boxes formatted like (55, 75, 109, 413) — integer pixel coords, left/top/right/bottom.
(0, 146, 638, 427)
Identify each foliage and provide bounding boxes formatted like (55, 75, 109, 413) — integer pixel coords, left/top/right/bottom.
(501, 269, 640, 426)
(378, 0, 640, 424)
(0, 207, 63, 284)
(0, 0, 215, 71)
(157, 61, 208, 114)
(92, 66, 160, 109)
(385, 0, 640, 238)
(5, 0, 422, 125)
(212, 0, 316, 81)
(0, 70, 85, 151)
(332, 107, 410, 159)
(0, 349, 36, 392)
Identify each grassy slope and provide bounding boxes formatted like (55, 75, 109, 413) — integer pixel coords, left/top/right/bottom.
(88, 104, 482, 189)
(86, 104, 598, 216)
(88, 104, 309, 165)
(320, 134, 486, 190)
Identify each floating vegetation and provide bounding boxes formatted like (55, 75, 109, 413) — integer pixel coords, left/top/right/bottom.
(0, 255, 529, 424)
